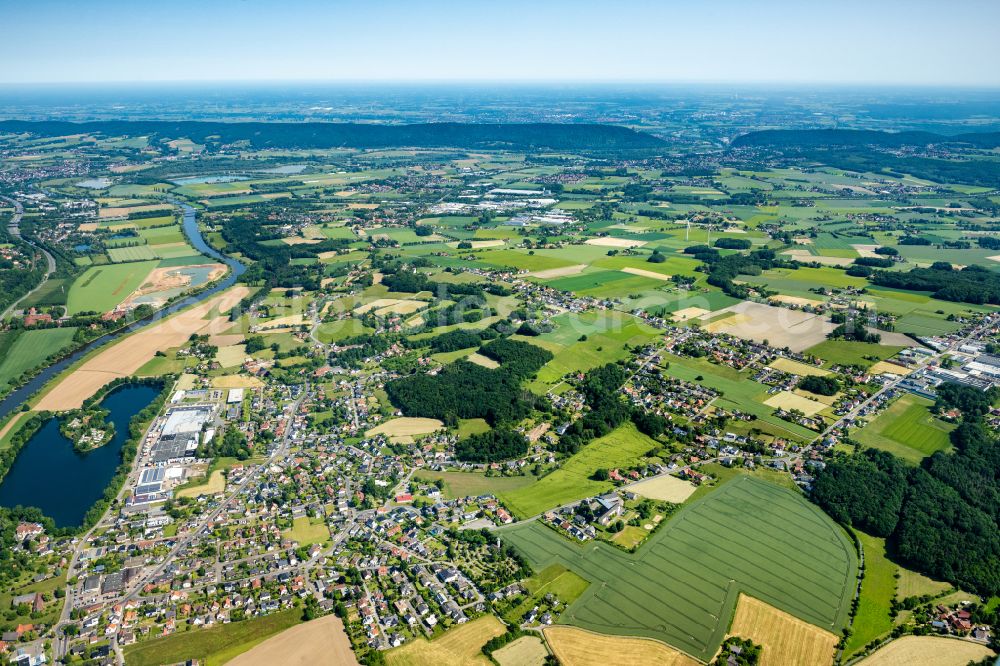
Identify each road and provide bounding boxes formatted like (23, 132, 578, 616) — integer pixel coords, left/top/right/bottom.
(815, 315, 995, 442)
(53, 385, 307, 662)
(1, 195, 57, 320)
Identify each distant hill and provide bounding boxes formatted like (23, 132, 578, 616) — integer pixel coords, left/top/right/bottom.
(0, 120, 665, 151)
(732, 128, 1000, 149)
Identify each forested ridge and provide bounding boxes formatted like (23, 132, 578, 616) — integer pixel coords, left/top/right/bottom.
(0, 120, 665, 151)
(811, 383, 1000, 595)
(731, 129, 1000, 187)
(871, 263, 1000, 306)
(732, 128, 1000, 149)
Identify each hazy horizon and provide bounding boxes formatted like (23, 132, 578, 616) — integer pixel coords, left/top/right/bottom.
(4, 0, 1000, 86)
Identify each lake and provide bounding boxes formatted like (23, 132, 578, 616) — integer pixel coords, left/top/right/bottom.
(0, 383, 160, 527)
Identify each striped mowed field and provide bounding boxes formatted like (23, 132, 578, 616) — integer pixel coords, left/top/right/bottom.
(500, 476, 857, 662)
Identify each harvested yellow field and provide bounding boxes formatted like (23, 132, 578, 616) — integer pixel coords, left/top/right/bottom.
(176, 373, 198, 390)
(703, 312, 749, 333)
(466, 352, 500, 369)
(208, 333, 245, 347)
(99, 204, 171, 219)
(672, 306, 711, 322)
(375, 300, 427, 317)
(851, 244, 882, 259)
(215, 344, 248, 368)
(769, 357, 830, 377)
(768, 294, 825, 308)
(858, 636, 993, 666)
(386, 615, 504, 666)
(764, 391, 827, 416)
(367, 417, 444, 439)
(793, 388, 839, 406)
(529, 264, 588, 279)
(35, 287, 250, 411)
(628, 474, 697, 503)
(869, 361, 912, 376)
(449, 239, 506, 249)
(543, 626, 698, 666)
(281, 236, 323, 245)
(355, 298, 426, 316)
(258, 313, 306, 328)
(228, 614, 359, 666)
(704, 301, 835, 352)
(348, 202, 379, 209)
(176, 469, 226, 498)
(211, 375, 265, 389)
(727, 594, 838, 666)
(493, 635, 548, 666)
(78, 222, 99, 232)
(620, 267, 671, 281)
(584, 237, 646, 248)
(781, 249, 854, 267)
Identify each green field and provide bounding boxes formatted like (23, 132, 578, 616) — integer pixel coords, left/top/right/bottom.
(123, 608, 302, 666)
(0, 328, 78, 388)
(498, 423, 661, 519)
(844, 532, 897, 657)
(545, 269, 665, 298)
(416, 470, 535, 499)
(478, 249, 577, 272)
(500, 476, 858, 662)
(660, 353, 816, 441)
(281, 516, 329, 546)
(107, 245, 158, 262)
(314, 318, 373, 344)
(805, 340, 906, 368)
(530, 310, 661, 388)
(502, 564, 590, 624)
(67, 261, 157, 314)
(855, 394, 954, 463)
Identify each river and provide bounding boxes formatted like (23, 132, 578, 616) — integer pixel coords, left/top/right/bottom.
(0, 383, 161, 527)
(0, 203, 245, 422)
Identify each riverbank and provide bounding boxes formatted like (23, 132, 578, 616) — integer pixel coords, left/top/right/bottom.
(0, 202, 246, 423)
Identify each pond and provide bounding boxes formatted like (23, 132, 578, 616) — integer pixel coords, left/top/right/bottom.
(258, 164, 307, 174)
(0, 383, 160, 527)
(76, 177, 112, 189)
(170, 175, 249, 185)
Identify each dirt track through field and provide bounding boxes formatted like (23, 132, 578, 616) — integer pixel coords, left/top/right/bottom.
(35, 287, 250, 411)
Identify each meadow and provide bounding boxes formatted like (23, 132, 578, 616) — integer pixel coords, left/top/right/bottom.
(500, 476, 857, 662)
(855, 394, 954, 463)
(498, 423, 657, 518)
(805, 340, 906, 369)
(844, 532, 897, 658)
(416, 470, 535, 499)
(66, 260, 158, 314)
(0, 327, 78, 389)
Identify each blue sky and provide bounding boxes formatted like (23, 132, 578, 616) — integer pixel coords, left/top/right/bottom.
(2, 0, 999, 85)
